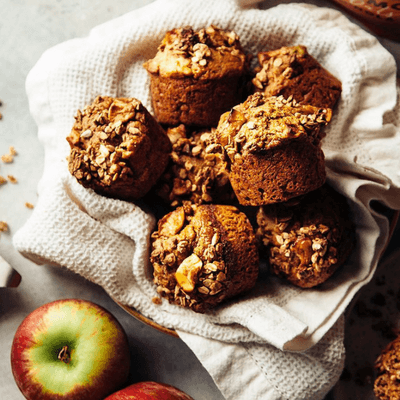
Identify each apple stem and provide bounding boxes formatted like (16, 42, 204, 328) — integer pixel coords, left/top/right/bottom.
(58, 346, 71, 364)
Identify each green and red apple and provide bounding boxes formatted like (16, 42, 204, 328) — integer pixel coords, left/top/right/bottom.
(11, 299, 130, 400)
(104, 382, 194, 399)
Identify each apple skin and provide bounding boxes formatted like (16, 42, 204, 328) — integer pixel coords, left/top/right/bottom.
(104, 382, 194, 400)
(11, 299, 130, 400)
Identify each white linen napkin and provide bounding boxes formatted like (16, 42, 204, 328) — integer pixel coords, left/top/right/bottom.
(13, 0, 400, 398)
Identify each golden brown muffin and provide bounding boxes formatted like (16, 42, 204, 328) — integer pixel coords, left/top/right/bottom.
(214, 93, 331, 206)
(256, 184, 354, 288)
(150, 203, 259, 313)
(67, 96, 171, 201)
(375, 336, 400, 400)
(154, 125, 235, 207)
(144, 25, 249, 127)
(252, 45, 342, 109)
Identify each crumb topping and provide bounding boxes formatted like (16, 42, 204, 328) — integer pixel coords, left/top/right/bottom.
(253, 45, 342, 109)
(215, 93, 332, 161)
(155, 125, 234, 207)
(375, 336, 400, 400)
(151, 204, 230, 313)
(253, 45, 308, 91)
(67, 95, 169, 198)
(144, 25, 248, 79)
(256, 186, 352, 288)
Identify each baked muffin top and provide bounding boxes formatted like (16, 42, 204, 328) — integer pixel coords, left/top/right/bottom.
(144, 25, 248, 79)
(256, 184, 354, 288)
(151, 203, 259, 312)
(155, 125, 235, 207)
(67, 95, 171, 199)
(215, 92, 332, 159)
(253, 45, 342, 109)
(375, 335, 400, 400)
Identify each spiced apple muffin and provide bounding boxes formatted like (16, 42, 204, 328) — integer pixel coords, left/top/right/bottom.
(144, 25, 249, 127)
(252, 45, 342, 109)
(67, 96, 171, 201)
(150, 203, 259, 313)
(214, 92, 331, 206)
(154, 124, 235, 207)
(256, 184, 354, 288)
(374, 335, 400, 400)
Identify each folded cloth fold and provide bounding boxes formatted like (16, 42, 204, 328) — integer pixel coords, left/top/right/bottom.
(12, 0, 400, 398)
(178, 314, 345, 400)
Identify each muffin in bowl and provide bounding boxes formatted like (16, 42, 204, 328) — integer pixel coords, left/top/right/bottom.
(67, 95, 171, 201)
(252, 45, 342, 109)
(144, 25, 250, 127)
(154, 124, 235, 207)
(256, 184, 354, 288)
(374, 335, 400, 400)
(214, 92, 331, 206)
(150, 203, 259, 313)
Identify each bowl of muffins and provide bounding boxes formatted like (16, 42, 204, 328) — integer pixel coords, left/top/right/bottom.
(66, 24, 355, 318)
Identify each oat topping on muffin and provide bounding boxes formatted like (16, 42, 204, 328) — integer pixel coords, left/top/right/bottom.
(217, 93, 332, 152)
(144, 25, 249, 127)
(155, 125, 235, 207)
(151, 203, 259, 313)
(374, 335, 400, 400)
(252, 45, 342, 109)
(67, 95, 171, 201)
(214, 93, 331, 205)
(144, 25, 247, 79)
(256, 185, 354, 288)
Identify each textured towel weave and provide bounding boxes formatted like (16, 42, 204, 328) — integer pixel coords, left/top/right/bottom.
(13, 1, 400, 398)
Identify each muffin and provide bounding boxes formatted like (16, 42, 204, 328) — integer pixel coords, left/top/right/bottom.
(374, 335, 400, 400)
(150, 203, 259, 313)
(256, 184, 354, 288)
(252, 45, 342, 109)
(144, 25, 249, 127)
(214, 92, 331, 206)
(67, 96, 171, 201)
(154, 124, 235, 207)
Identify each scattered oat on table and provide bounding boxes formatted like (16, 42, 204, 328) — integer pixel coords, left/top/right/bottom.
(25, 202, 34, 209)
(0, 221, 8, 232)
(7, 175, 17, 184)
(0, 175, 7, 185)
(1, 154, 13, 163)
(1, 146, 17, 163)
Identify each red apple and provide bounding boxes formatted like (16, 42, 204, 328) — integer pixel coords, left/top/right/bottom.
(104, 382, 194, 399)
(11, 299, 130, 400)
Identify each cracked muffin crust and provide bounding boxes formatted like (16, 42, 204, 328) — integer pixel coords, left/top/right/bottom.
(150, 203, 259, 313)
(252, 45, 342, 109)
(144, 25, 249, 127)
(214, 92, 331, 206)
(374, 335, 400, 400)
(256, 184, 354, 288)
(67, 95, 171, 201)
(154, 124, 235, 207)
